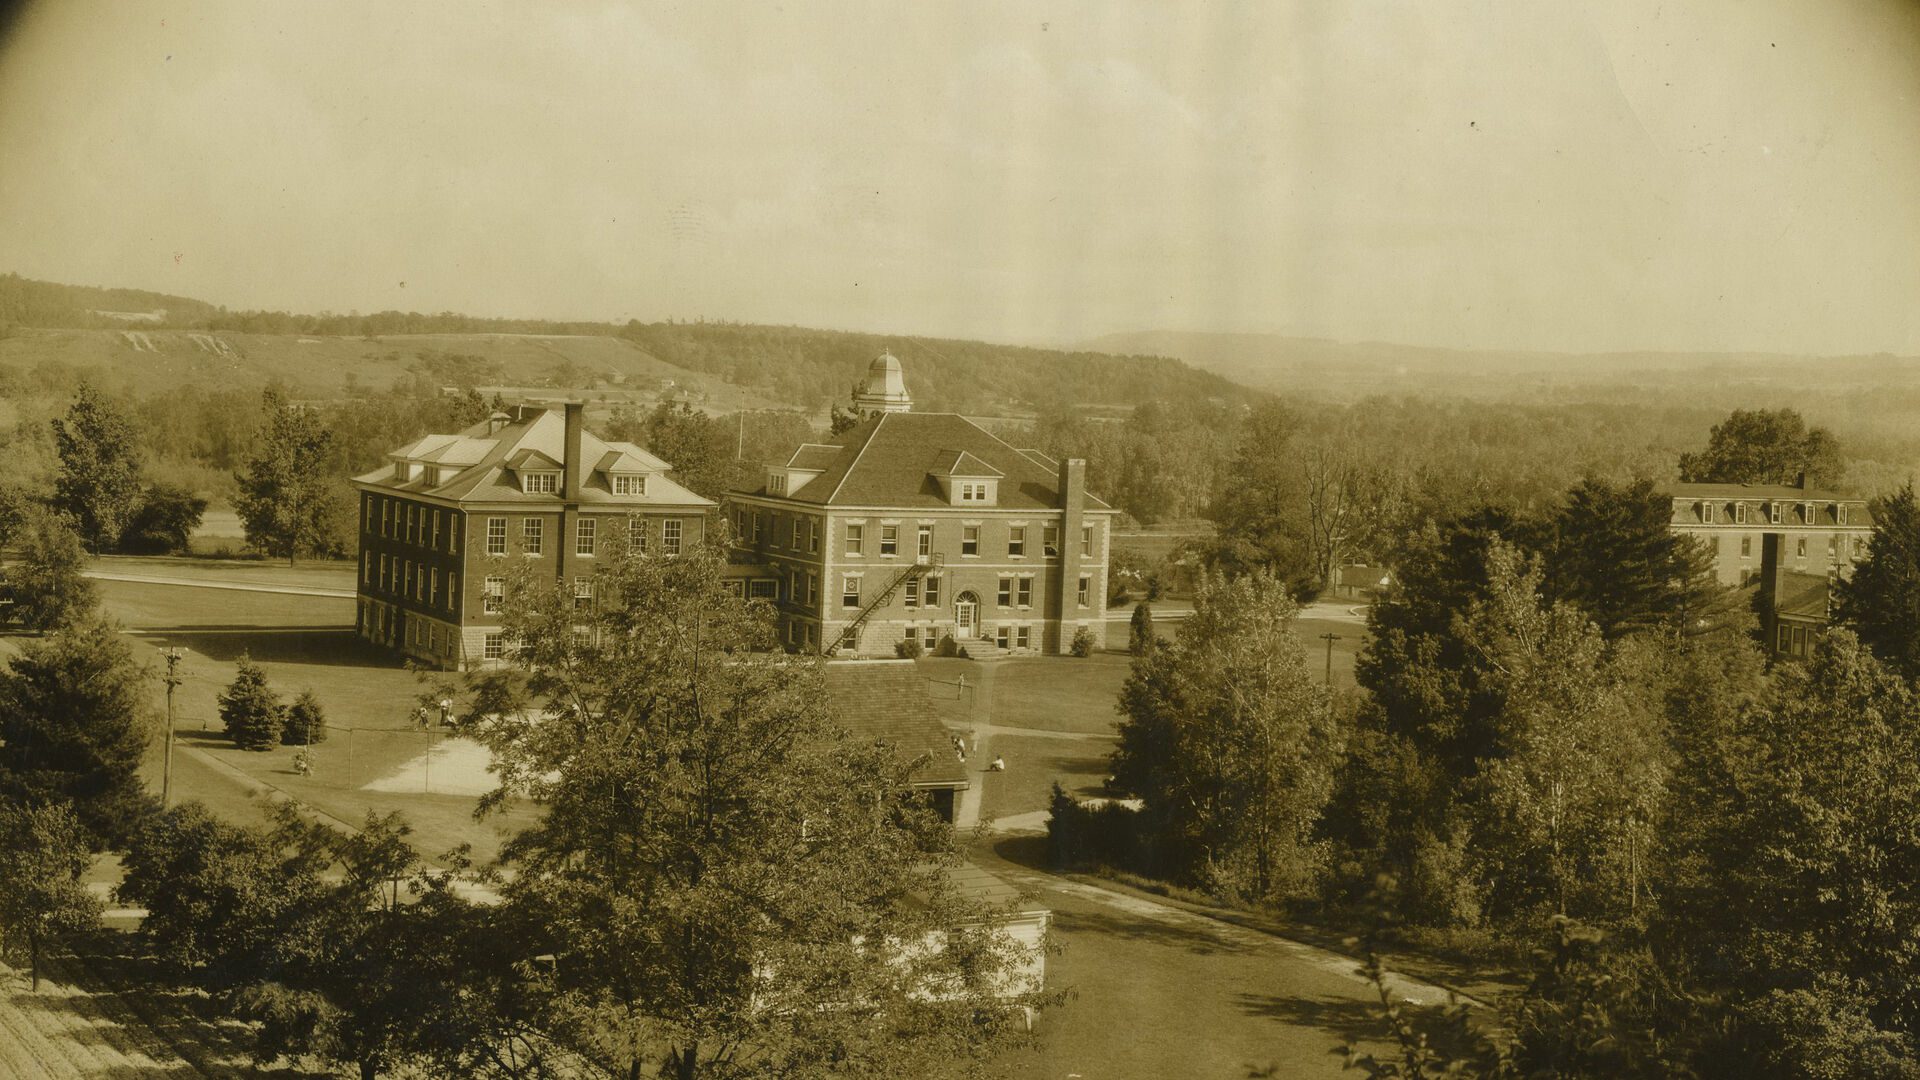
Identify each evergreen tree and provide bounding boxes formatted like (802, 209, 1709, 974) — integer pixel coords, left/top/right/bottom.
(7, 508, 99, 632)
(0, 615, 154, 844)
(282, 689, 327, 745)
(1129, 600, 1156, 655)
(219, 656, 285, 751)
(1836, 482, 1920, 680)
(1112, 571, 1342, 900)
(0, 801, 103, 991)
(235, 388, 342, 565)
(1545, 477, 1725, 639)
(50, 381, 145, 551)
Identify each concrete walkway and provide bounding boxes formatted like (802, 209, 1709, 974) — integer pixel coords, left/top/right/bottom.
(84, 569, 355, 599)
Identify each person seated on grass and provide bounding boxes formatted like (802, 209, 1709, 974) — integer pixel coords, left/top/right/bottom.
(989, 754, 1006, 772)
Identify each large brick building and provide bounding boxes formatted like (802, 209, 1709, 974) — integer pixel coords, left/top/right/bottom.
(728, 355, 1118, 658)
(1664, 479, 1872, 587)
(352, 402, 712, 668)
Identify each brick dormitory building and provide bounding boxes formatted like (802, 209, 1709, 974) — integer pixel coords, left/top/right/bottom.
(726, 352, 1119, 658)
(1663, 477, 1874, 660)
(352, 402, 713, 669)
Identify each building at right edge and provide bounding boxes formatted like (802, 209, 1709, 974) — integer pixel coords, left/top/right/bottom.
(727, 353, 1118, 658)
(1662, 477, 1874, 659)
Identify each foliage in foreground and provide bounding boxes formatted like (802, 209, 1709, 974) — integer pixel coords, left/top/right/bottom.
(0, 800, 103, 991)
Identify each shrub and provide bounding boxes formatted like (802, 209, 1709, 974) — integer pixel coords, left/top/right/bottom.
(894, 636, 924, 660)
(1046, 783, 1165, 879)
(1129, 602, 1155, 655)
(219, 656, 284, 751)
(281, 690, 327, 745)
(1070, 626, 1098, 657)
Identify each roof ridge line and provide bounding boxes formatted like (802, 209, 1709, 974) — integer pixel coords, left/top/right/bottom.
(824, 413, 889, 504)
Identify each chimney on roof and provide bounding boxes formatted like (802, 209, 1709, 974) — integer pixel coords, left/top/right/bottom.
(1794, 470, 1807, 490)
(486, 411, 511, 434)
(562, 403, 584, 502)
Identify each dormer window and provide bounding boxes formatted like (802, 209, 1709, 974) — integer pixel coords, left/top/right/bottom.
(422, 465, 440, 487)
(522, 471, 559, 494)
(1699, 500, 1713, 523)
(394, 461, 412, 482)
(1839, 504, 1850, 526)
(1803, 502, 1816, 524)
(769, 474, 788, 496)
(612, 474, 646, 496)
(1769, 502, 1783, 525)
(1735, 502, 1750, 524)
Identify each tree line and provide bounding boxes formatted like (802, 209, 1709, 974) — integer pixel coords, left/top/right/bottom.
(1052, 405, 1920, 1076)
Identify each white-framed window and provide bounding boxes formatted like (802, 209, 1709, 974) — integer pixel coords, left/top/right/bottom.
(881, 525, 898, 556)
(922, 626, 938, 651)
(379, 554, 389, 591)
(447, 572, 456, 611)
(629, 515, 649, 553)
(1804, 502, 1816, 524)
(449, 513, 459, 556)
(917, 524, 933, 558)
(430, 568, 439, 606)
(751, 511, 762, 544)
(486, 517, 507, 555)
(769, 474, 787, 496)
(1082, 525, 1093, 557)
(1043, 524, 1060, 557)
(362, 552, 371, 584)
(1769, 502, 1783, 525)
(842, 575, 861, 608)
(1827, 536, 1837, 558)
(577, 517, 597, 556)
(403, 561, 413, 597)
(1839, 504, 1851, 526)
(1796, 537, 1807, 558)
(845, 522, 864, 556)
(805, 572, 818, 607)
(423, 466, 440, 486)
(1735, 502, 1749, 525)
(1009, 526, 1026, 557)
(395, 461, 412, 482)
(406, 505, 416, 544)
(1699, 500, 1713, 523)
(523, 471, 558, 494)
(749, 579, 778, 600)
(839, 626, 858, 652)
(662, 519, 682, 555)
(1016, 625, 1031, 649)
(432, 509, 441, 550)
(997, 577, 1013, 606)
(962, 525, 980, 556)
(1017, 578, 1033, 607)
(791, 518, 804, 550)
(923, 575, 941, 607)
(904, 578, 919, 608)
(1854, 536, 1866, 557)
(381, 498, 391, 537)
(807, 519, 819, 554)
(996, 625, 1011, 648)
(484, 633, 506, 660)
(1077, 575, 1090, 606)
(787, 621, 800, 647)
(1741, 536, 1752, 558)
(523, 518, 544, 555)
(483, 576, 505, 615)
(573, 577, 594, 611)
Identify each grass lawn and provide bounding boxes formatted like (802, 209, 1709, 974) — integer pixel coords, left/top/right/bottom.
(974, 732, 1116, 825)
(91, 578, 534, 865)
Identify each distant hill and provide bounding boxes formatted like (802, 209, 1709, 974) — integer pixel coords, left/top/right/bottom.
(1081, 329, 1920, 403)
(0, 273, 1253, 419)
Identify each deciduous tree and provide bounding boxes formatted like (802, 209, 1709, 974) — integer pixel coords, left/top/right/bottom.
(1112, 571, 1343, 901)
(0, 800, 103, 990)
(235, 388, 342, 565)
(119, 482, 208, 554)
(51, 381, 145, 551)
(1677, 407, 1845, 489)
(471, 534, 1046, 1078)
(7, 508, 99, 632)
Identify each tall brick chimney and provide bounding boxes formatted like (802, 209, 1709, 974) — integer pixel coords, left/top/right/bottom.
(1054, 458, 1087, 654)
(562, 403, 584, 502)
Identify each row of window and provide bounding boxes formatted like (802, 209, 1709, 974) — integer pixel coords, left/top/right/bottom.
(477, 575, 597, 615)
(478, 515, 681, 557)
(364, 552, 459, 614)
(1699, 500, 1857, 526)
(1714, 534, 1864, 559)
(734, 507, 1099, 562)
(365, 496, 460, 555)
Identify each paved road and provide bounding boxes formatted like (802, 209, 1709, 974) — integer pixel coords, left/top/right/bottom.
(84, 569, 355, 598)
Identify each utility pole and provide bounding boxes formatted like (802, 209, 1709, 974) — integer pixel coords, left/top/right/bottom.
(161, 648, 185, 809)
(1318, 632, 1341, 687)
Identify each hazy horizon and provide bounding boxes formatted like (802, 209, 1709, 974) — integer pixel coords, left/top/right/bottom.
(2, 1, 1916, 357)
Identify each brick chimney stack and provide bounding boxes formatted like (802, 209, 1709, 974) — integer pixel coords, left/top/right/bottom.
(562, 403, 584, 502)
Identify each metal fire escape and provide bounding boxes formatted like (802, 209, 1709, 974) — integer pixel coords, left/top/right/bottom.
(824, 553, 944, 657)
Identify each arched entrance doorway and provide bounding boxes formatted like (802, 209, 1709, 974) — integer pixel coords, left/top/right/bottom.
(953, 591, 980, 639)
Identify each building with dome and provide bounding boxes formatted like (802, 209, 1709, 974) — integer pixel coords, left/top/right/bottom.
(850, 350, 914, 415)
(727, 353, 1116, 658)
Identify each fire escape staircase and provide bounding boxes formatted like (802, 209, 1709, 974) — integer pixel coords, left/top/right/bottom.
(825, 553, 943, 657)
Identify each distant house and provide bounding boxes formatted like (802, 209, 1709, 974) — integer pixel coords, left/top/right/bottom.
(1333, 563, 1393, 598)
(823, 660, 968, 822)
(350, 402, 712, 669)
(1767, 569, 1831, 661)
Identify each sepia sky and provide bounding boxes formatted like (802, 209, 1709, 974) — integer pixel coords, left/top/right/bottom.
(0, 0, 1916, 355)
